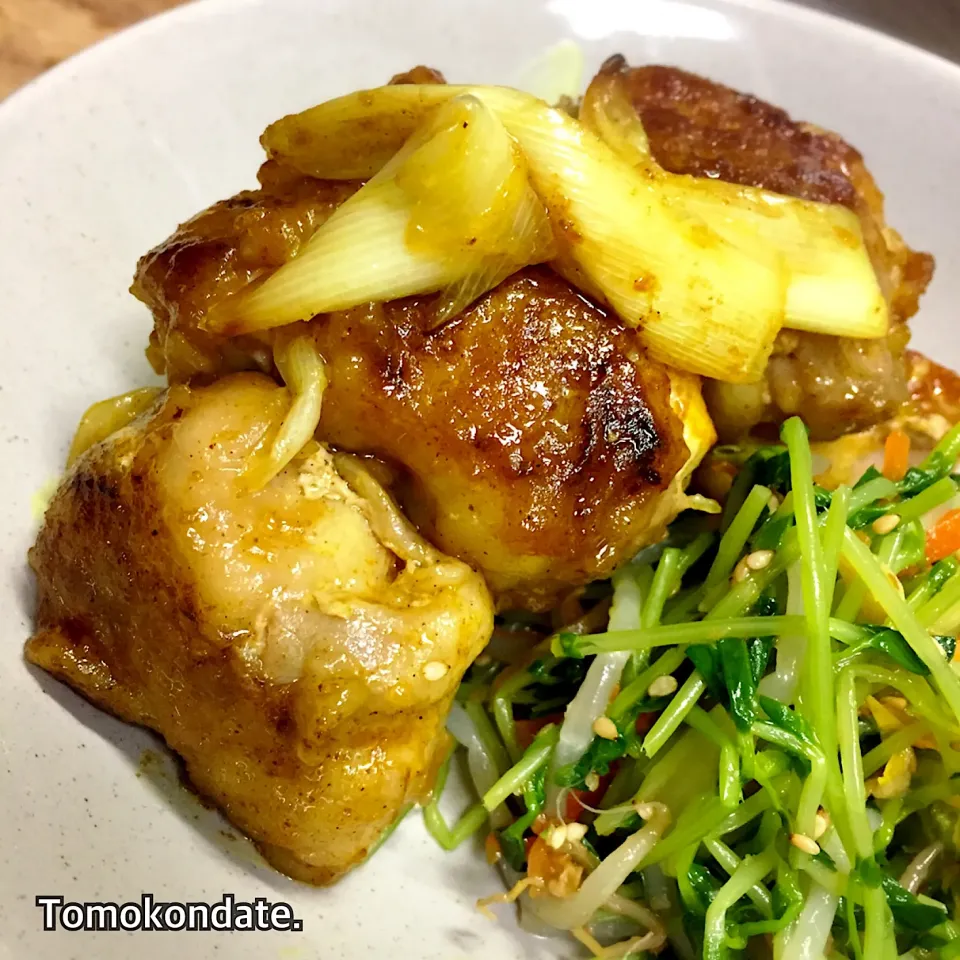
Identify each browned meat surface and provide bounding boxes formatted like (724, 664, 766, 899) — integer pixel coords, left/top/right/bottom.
(308, 267, 695, 610)
(605, 60, 935, 441)
(134, 168, 703, 611)
(134, 162, 359, 382)
(26, 374, 493, 884)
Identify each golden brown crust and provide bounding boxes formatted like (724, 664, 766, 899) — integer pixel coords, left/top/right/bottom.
(132, 167, 693, 609)
(602, 59, 936, 440)
(27, 376, 492, 884)
(309, 266, 690, 609)
(132, 164, 359, 381)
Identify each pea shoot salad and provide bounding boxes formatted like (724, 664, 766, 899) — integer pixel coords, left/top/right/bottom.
(422, 417, 960, 960)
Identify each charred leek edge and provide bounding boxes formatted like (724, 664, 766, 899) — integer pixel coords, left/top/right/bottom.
(427, 416, 960, 959)
(210, 94, 554, 337)
(262, 84, 787, 382)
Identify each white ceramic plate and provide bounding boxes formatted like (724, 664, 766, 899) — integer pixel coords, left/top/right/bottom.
(2, 0, 960, 957)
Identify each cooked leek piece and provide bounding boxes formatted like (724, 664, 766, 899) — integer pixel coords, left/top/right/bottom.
(67, 386, 162, 466)
(264, 84, 786, 382)
(579, 67, 888, 338)
(245, 334, 327, 489)
(213, 95, 554, 335)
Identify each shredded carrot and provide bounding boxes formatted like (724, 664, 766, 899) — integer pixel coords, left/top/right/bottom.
(883, 429, 911, 481)
(926, 508, 960, 563)
(527, 837, 583, 898)
(484, 832, 501, 864)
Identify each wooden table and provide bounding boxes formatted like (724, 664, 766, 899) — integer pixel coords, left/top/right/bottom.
(0, 0, 958, 99)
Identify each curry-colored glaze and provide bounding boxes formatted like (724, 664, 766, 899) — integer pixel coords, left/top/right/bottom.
(26, 374, 493, 884)
(601, 59, 934, 440)
(133, 171, 694, 610)
(308, 267, 691, 610)
(133, 163, 359, 382)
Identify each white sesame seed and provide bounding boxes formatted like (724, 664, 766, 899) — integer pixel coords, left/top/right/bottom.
(547, 825, 568, 849)
(746, 549, 774, 571)
(423, 661, 449, 681)
(733, 557, 752, 582)
(592, 716, 619, 740)
(768, 494, 782, 513)
(584, 772, 600, 792)
(647, 675, 679, 698)
(790, 833, 821, 856)
(813, 811, 831, 840)
(872, 514, 901, 535)
(565, 823, 588, 843)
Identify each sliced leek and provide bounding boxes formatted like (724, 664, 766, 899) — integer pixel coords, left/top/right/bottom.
(245, 333, 327, 489)
(67, 387, 162, 466)
(263, 84, 786, 382)
(212, 95, 554, 336)
(579, 66, 888, 339)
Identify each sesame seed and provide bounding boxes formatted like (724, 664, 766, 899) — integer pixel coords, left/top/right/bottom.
(647, 675, 679, 698)
(732, 557, 752, 582)
(814, 810, 831, 840)
(768, 493, 781, 512)
(584, 772, 600, 792)
(633, 802, 657, 821)
(423, 661, 449, 681)
(790, 833, 820, 856)
(565, 823, 588, 843)
(592, 716, 619, 740)
(546, 825, 567, 849)
(746, 549, 774, 571)
(872, 514, 901, 535)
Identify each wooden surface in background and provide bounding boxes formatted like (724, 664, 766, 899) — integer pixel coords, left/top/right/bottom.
(0, 0, 958, 99)
(0, 0, 187, 97)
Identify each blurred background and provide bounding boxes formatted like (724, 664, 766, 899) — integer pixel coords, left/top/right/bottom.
(0, 0, 957, 99)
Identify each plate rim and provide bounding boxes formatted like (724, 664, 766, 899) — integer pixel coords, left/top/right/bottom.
(3, 0, 960, 136)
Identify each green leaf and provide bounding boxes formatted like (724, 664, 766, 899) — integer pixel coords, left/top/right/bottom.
(683, 863, 721, 916)
(719, 637, 757, 732)
(553, 733, 626, 789)
(855, 465, 883, 489)
(854, 856, 883, 889)
(752, 513, 792, 551)
(857, 624, 930, 675)
(749, 636, 775, 685)
(687, 646, 725, 699)
(752, 449, 792, 493)
(899, 460, 948, 497)
(929, 557, 960, 594)
(498, 809, 536, 871)
(848, 503, 889, 530)
(552, 633, 583, 659)
(758, 696, 816, 748)
(880, 875, 948, 931)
